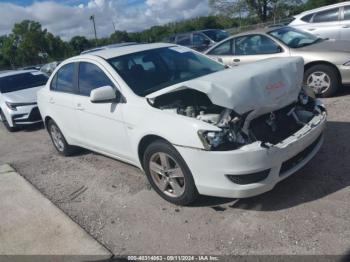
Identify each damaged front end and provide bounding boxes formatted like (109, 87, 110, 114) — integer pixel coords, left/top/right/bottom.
(147, 57, 326, 151)
(149, 86, 325, 151)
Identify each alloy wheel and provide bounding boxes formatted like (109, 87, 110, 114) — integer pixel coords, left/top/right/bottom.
(307, 71, 331, 95)
(50, 125, 65, 152)
(149, 152, 185, 198)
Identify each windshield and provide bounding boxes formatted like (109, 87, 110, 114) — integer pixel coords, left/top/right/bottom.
(0, 72, 48, 93)
(268, 27, 323, 48)
(202, 30, 229, 42)
(108, 47, 226, 96)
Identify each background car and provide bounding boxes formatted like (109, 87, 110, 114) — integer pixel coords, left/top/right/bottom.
(40, 61, 60, 76)
(289, 1, 350, 41)
(0, 70, 48, 132)
(205, 26, 350, 97)
(38, 43, 326, 205)
(165, 29, 230, 52)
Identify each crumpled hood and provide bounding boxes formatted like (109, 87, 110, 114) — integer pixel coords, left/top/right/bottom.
(1, 85, 43, 103)
(147, 57, 304, 116)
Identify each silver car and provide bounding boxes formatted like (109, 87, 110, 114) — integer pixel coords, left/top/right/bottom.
(289, 2, 350, 41)
(205, 26, 350, 97)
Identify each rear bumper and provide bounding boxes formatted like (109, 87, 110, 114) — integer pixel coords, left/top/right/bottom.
(175, 111, 326, 198)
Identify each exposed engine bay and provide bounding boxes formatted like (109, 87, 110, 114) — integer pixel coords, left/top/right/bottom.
(150, 87, 326, 151)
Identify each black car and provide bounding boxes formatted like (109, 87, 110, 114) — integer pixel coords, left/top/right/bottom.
(165, 29, 230, 52)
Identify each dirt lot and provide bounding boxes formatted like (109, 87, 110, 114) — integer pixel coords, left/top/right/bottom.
(0, 90, 350, 256)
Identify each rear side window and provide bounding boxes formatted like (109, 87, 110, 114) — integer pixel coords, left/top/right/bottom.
(208, 40, 232, 55)
(344, 6, 350, 20)
(51, 63, 76, 93)
(193, 33, 207, 46)
(78, 62, 113, 96)
(176, 35, 191, 46)
(301, 13, 313, 22)
(313, 8, 339, 23)
(0, 72, 48, 93)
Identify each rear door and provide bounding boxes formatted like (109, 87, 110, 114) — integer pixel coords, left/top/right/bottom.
(49, 62, 81, 144)
(231, 34, 287, 65)
(307, 7, 341, 40)
(340, 5, 350, 40)
(73, 61, 132, 160)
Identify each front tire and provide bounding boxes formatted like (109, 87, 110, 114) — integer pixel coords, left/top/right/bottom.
(47, 120, 77, 156)
(304, 64, 340, 98)
(143, 140, 199, 205)
(0, 110, 16, 132)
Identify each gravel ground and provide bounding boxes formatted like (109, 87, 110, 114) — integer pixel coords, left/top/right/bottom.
(0, 90, 350, 256)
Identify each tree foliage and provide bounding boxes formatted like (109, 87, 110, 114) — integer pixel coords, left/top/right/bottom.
(0, 0, 347, 70)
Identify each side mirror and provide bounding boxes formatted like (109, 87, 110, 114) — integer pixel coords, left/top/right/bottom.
(90, 85, 117, 103)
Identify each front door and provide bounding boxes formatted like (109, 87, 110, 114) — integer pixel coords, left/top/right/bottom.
(74, 61, 132, 161)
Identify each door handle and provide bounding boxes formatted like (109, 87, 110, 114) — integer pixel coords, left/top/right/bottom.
(49, 97, 55, 104)
(342, 25, 350, 28)
(76, 103, 85, 111)
(233, 59, 240, 62)
(307, 28, 316, 31)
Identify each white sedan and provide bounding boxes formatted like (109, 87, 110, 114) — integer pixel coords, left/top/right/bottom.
(37, 43, 327, 205)
(0, 70, 48, 132)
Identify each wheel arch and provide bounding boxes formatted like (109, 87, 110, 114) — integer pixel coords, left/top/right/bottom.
(44, 116, 53, 130)
(137, 134, 172, 169)
(304, 61, 342, 83)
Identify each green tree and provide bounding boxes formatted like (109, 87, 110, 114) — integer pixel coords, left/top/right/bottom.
(110, 30, 130, 43)
(210, 0, 303, 22)
(69, 36, 92, 54)
(11, 20, 48, 65)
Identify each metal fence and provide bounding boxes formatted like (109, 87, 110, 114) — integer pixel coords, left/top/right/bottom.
(225, 17, 294, 35)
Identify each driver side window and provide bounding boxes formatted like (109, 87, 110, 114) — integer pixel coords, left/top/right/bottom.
(234, 35, 281, 55)
(78, 62, 113, 96)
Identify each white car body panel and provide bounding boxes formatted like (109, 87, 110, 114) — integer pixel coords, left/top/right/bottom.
(37, 44, 326, 199)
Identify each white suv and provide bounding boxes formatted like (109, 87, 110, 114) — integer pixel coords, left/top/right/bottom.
(290, 2, 350, 41)
(0, 70, 48, 132)
(38, 43, 326, 205)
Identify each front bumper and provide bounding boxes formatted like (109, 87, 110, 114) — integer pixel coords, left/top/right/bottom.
(175, 111, 327, 198)
(7, 106, 42, 127)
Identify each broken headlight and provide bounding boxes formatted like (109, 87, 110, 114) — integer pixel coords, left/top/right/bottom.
(198, 130, 225, 150)
(198, 129, 246, 151)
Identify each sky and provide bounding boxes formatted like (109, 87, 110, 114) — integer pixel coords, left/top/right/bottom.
(0, 0, 211, 40)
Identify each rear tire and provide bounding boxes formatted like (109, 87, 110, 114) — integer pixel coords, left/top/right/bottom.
(143, 140, 199, 205)
(0, 110, 16, 132)
(47, 119, 77, 156)
(304, 64, 340, 98)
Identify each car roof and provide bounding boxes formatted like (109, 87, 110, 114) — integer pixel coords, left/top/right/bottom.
(170, 29, 226, 37)
(226, 27, 276, 39)
(81, 42, 141, 54)
(80, 43, 176, 60)
(295, 1, 350, 17)
(0, 69, 42, 78)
